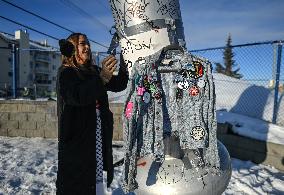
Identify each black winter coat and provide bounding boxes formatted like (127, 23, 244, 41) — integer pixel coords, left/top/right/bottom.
(56, 65, 128, 194)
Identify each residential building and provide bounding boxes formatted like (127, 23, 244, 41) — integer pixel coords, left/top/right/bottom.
(0, 30, 61, 97)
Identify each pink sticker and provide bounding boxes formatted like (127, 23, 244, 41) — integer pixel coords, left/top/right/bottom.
(137, 87, 146, 96)
(125, 102, 133, 119)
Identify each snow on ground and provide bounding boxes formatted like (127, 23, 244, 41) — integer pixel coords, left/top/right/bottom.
(0, 137, 57, 195)
(0, 136, 283, 195)
(217, 110, 284, 145)
(213, 73, 277, 124)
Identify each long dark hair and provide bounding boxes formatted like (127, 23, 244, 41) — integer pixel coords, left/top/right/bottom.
(60, 33, 97, 78)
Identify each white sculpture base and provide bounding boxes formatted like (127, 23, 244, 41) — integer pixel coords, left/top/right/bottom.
(133, 141, 231, 195)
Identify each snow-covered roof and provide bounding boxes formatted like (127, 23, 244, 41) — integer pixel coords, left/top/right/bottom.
(0, 32, 16, 43)
(29, 41, 58, 51)
(0, 31, 58, 52)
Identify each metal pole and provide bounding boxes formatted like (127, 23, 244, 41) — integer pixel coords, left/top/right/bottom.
(271, 44, 277, 87)
(4, 83, 7, 99)
(96, 52, 100, 67)
(272, 42, 283, 124)
(12, 44, 17, 99)
(34, 84, 37, 100)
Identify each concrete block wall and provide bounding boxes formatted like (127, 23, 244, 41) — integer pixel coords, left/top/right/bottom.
(1, 100, 283, 170)
(0, 100, 58, 138)
(217, 124, 284, 171)
(109, 103, 124, 141)
(0, 100, 125, 140)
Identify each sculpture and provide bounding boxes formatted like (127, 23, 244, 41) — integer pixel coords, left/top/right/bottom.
(108, 0, 232, 194)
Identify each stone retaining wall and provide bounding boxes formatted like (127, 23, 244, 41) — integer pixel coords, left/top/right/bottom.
(0, 100, 125, 140)
(1, 100, 283, 171)
(0, 100, 58, 138)
(109, 103, 124, 140)
(219, 134, 284, 171)
(217, 123, 284, 171)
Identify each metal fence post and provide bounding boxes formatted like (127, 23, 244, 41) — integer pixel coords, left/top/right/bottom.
(272, 41, 283, 124)
(96, 52, 100, 67)
(34, 84, 37, 99)
(12, 44, 17, 99)
(4, 83, 8, 99)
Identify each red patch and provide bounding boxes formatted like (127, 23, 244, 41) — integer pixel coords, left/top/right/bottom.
(189, 86, 200, 96)
(137, 161, 147, 167)
(198, 65, 203, 77)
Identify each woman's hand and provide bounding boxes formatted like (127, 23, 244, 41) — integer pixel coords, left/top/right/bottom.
(100, 55, 117, 84)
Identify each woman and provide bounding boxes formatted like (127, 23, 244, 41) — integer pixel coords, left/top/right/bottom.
(56, 33, 128, 195)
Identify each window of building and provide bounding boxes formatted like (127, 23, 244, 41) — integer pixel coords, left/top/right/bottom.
(30, 61, 33, 68)
(8, 72, 12, 77)
(8, 57, 11, 62)
(52, 65, 56, 70)
(52, 54, 56, 59)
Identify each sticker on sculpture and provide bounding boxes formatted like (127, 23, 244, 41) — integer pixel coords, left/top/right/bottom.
(189, 86, 200, 96)
(188, 61, 204, 79)
(190, 126, 205, 141)
(143, 92, 151, 103)
(125, 101, 134, 119)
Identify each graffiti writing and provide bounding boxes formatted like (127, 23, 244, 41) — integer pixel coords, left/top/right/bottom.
(125, 60, 133, 69)
(157, 163, 183, 184)
(110, 0, 125, 29)
(124, 0, 149, 25)
(124, 0, 160, 30)
(156, 0, 179, 18)
(121, 37, 152, 54)
(126, 0, 149, 18)
(110, 0, 161, 32)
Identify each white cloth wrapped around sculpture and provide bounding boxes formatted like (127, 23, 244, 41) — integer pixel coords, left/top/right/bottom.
(108, 0, 232, 194)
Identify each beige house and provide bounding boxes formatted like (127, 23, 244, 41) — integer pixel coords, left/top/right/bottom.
(0, 32, 16, 93)
(0, 30, 61, 97)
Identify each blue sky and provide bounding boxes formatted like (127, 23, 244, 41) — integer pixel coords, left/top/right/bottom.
(0, 0, 283, 51)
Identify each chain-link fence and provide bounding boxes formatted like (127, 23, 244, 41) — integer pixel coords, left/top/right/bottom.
(0, 44, 59, 100)
(190, 41, 283, 126)
(0, 46, 112, 100)
(1, 40, 283, 125)
(0, 83, 56, 99)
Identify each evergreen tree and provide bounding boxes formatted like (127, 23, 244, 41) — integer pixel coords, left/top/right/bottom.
(215, 62, 225, 74)
(215, 34, 243, 79)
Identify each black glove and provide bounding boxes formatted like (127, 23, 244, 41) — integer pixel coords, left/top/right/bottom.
(107, 166, 114, 187)
(119, 53, 127, 73)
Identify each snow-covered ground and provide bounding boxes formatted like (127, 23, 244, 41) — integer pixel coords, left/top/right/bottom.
(0, 136, 283, 195)
(213, 73, 284, 126)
